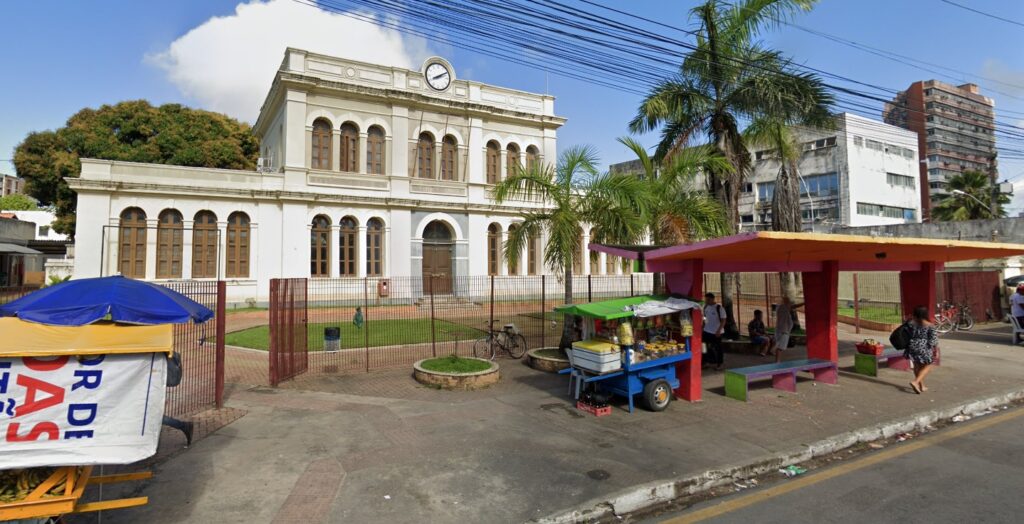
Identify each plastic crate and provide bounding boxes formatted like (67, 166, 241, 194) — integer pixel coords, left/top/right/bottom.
(576, 401, 612, 417)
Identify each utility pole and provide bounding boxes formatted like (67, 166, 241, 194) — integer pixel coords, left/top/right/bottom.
(988, 153, 999, 218)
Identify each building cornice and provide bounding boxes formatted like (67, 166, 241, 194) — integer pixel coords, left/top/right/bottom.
(66, 178, 551, 216)
(254, 72, 567, 136)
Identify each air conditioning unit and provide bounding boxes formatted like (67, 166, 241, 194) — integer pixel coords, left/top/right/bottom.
(256, 156, 275, 173)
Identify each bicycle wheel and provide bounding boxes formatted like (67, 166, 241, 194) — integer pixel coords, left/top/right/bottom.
(958, 313, 975, 331)
(507, 334, 528, 359)
(473, 336, 495, 360)
(934, 315, 953, 334)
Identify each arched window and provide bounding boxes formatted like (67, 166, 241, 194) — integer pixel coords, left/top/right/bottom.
(417, 132, 434, 179)
(487, 223, 501, 276)
(441, 135, 458, 181)
(367, 126, 385, 175)
(192, 211, 218, 278)
(606, 254, 617, 275)
(528, 230, 539, 275)
(508, 224, 520, 275)
(310, 215, 331, 277)
(118, 207, 147, 278)
(311, 118, 333, 170)
(227, 212, 250, 278)
(526, 145, 540, 171)
(366, 218, 384, 277)
(339, 216, 358, 277)
(157, 209, 184, 279)
(506, 143, 521, 177)
(486, 140, 500, 184)
(340, 122, 359, 172)
(573, 235, 583, 275)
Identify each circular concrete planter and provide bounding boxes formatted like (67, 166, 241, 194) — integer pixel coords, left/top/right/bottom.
(526, 347, 570, 373)
(413, 358, 500, 390)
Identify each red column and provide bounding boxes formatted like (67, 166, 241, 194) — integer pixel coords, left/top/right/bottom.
(900, 261, 937, 320)
(666, 260, 703, 401)
(801, 260, 839, 362)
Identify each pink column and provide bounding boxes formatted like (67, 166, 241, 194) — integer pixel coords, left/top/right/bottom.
(665, 259, 703, 401)
(801, 260, 839, 362)
(899, 261, 937, 320)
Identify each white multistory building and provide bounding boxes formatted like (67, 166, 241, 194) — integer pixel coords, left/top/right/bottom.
(739, 113, 922, 231)
(70, 49, 618, 303)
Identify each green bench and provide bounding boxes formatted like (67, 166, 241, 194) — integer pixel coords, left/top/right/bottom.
(724, 358, 838, 401)
(853, 349, 910, 377)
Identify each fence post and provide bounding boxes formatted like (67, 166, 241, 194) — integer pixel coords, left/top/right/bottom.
(630, 274, 635, 297)
(853, 273, 861, 334)
(541, 274, 546, 348)
(764, 273, 771, 328)
(215, 281, 226, 408)
(268, 279, 278, 386)
(489, 275, 495, 339)
(364, 278, 370, 372)
(429, 275, 437, 358)
(588, 274, 593, 302)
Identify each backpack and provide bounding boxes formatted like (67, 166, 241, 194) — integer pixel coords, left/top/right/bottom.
(889, 322, 913, 350)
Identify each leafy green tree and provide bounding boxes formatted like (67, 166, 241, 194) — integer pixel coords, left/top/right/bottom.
(932, 170, 1009, 221)
(0, 193, 38, 211)
(13, 100, 259, 237)
(629, 0, 832, 337)
(493, 145, 651, 350)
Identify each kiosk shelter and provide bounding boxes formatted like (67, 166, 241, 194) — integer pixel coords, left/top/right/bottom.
(591, 231, 1024, 402)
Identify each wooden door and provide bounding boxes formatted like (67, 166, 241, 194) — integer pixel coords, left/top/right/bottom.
(423, 244, 453, 294)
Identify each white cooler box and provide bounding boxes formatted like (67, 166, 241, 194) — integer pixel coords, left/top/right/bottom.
(571, 339, 622, 373)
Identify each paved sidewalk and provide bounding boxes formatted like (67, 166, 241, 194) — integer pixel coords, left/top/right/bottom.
(83, 323, 1024, 523)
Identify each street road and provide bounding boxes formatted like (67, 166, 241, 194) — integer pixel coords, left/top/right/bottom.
(650, 405, 1024, 524)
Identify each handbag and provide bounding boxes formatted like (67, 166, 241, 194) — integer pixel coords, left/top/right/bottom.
(166, 351, 183, 387)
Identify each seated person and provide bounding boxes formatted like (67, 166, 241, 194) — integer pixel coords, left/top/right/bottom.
(748, 309, 771, 356)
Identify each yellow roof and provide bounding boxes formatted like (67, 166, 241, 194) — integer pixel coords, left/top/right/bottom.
(0, 318, 172, 357)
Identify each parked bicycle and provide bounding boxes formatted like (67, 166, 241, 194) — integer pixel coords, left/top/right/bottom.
(473, 320, 527, 360)
(934, 301, 974, 334)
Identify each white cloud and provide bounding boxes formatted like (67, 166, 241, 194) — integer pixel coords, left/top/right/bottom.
(981, 59, 1024, 96)
(146, 0, 432, 122)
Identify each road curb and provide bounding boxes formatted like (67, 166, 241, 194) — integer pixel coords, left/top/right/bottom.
(534, 388, 1024, 523)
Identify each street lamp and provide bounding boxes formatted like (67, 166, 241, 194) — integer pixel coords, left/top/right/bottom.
(951, 189, 994, 217)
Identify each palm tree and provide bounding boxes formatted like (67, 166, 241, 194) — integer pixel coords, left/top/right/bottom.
(932, 170, 1009, 221)
(629, 0, 832, 337)
(617, 136, 730, 245)
(493, 145, 651, 350)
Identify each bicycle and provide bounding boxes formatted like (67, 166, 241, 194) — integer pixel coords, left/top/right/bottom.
(934, 301, 974, 334)
(473, 320, 527, 360)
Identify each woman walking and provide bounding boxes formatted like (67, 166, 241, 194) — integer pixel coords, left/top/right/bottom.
(906, 305, 939, 394)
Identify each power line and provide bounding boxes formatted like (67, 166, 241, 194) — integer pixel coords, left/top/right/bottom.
(939, 0, 1024, 28)
(297, 0, 1024, 158)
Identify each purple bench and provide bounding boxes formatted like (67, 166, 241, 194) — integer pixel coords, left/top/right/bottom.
(724, 358, 838, 401)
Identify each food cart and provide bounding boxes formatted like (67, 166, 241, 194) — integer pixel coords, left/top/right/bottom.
(556, 295, 699, 413)
(0, 275, 213, 521)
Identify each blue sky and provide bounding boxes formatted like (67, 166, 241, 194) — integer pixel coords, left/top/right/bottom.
(3, 0, 1024, 209)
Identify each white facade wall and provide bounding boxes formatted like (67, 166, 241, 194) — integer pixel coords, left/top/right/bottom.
(0, 210, 66, 240)
(740, 113, 921, 230)
(69, 50, 573, 304)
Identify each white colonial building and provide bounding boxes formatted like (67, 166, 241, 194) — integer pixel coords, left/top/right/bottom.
(70, 49, 594, 302)
(738, 113, 922, 230)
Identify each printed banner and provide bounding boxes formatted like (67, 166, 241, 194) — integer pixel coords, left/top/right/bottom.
(0, 353, 166, 469)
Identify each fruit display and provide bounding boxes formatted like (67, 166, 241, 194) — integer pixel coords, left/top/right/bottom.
(0, 468, 73, 503)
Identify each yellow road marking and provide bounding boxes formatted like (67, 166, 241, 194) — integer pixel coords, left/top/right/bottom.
(662, 406, 1024, 524)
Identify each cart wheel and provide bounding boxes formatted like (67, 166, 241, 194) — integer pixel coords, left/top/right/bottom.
(644, 379, 672, 412)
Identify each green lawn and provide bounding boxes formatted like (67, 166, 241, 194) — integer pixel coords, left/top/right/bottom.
(837, 305, 901, 324)
(226, 318, 485, 351)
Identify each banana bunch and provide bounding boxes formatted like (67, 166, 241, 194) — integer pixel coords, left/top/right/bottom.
(0, 468, 64, 503)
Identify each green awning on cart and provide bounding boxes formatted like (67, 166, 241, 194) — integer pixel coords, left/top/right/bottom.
(554, 295, 670, 320)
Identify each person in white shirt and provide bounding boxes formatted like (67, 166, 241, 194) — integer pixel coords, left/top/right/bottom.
(702, 292, 726, 370)
(770, 295, 804, 363)
(1011, 285, 1024, 343)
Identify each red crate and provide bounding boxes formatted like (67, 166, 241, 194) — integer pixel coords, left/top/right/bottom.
(576, 401, 612, 417)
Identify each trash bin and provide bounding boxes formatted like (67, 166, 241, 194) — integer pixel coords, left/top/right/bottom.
(324, 327, 341, 351)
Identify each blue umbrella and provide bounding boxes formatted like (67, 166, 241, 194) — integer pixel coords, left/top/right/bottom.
(0, 275, 214, 326)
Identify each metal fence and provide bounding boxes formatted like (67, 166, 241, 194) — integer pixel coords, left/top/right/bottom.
(267, 274, 654, 382)
(937, 271, 1004, 322)
(0, 285, 40, 305)
(160, 280, 227, 417)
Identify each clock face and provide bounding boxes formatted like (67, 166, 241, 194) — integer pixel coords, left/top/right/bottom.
(425, 62, 452, 91)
